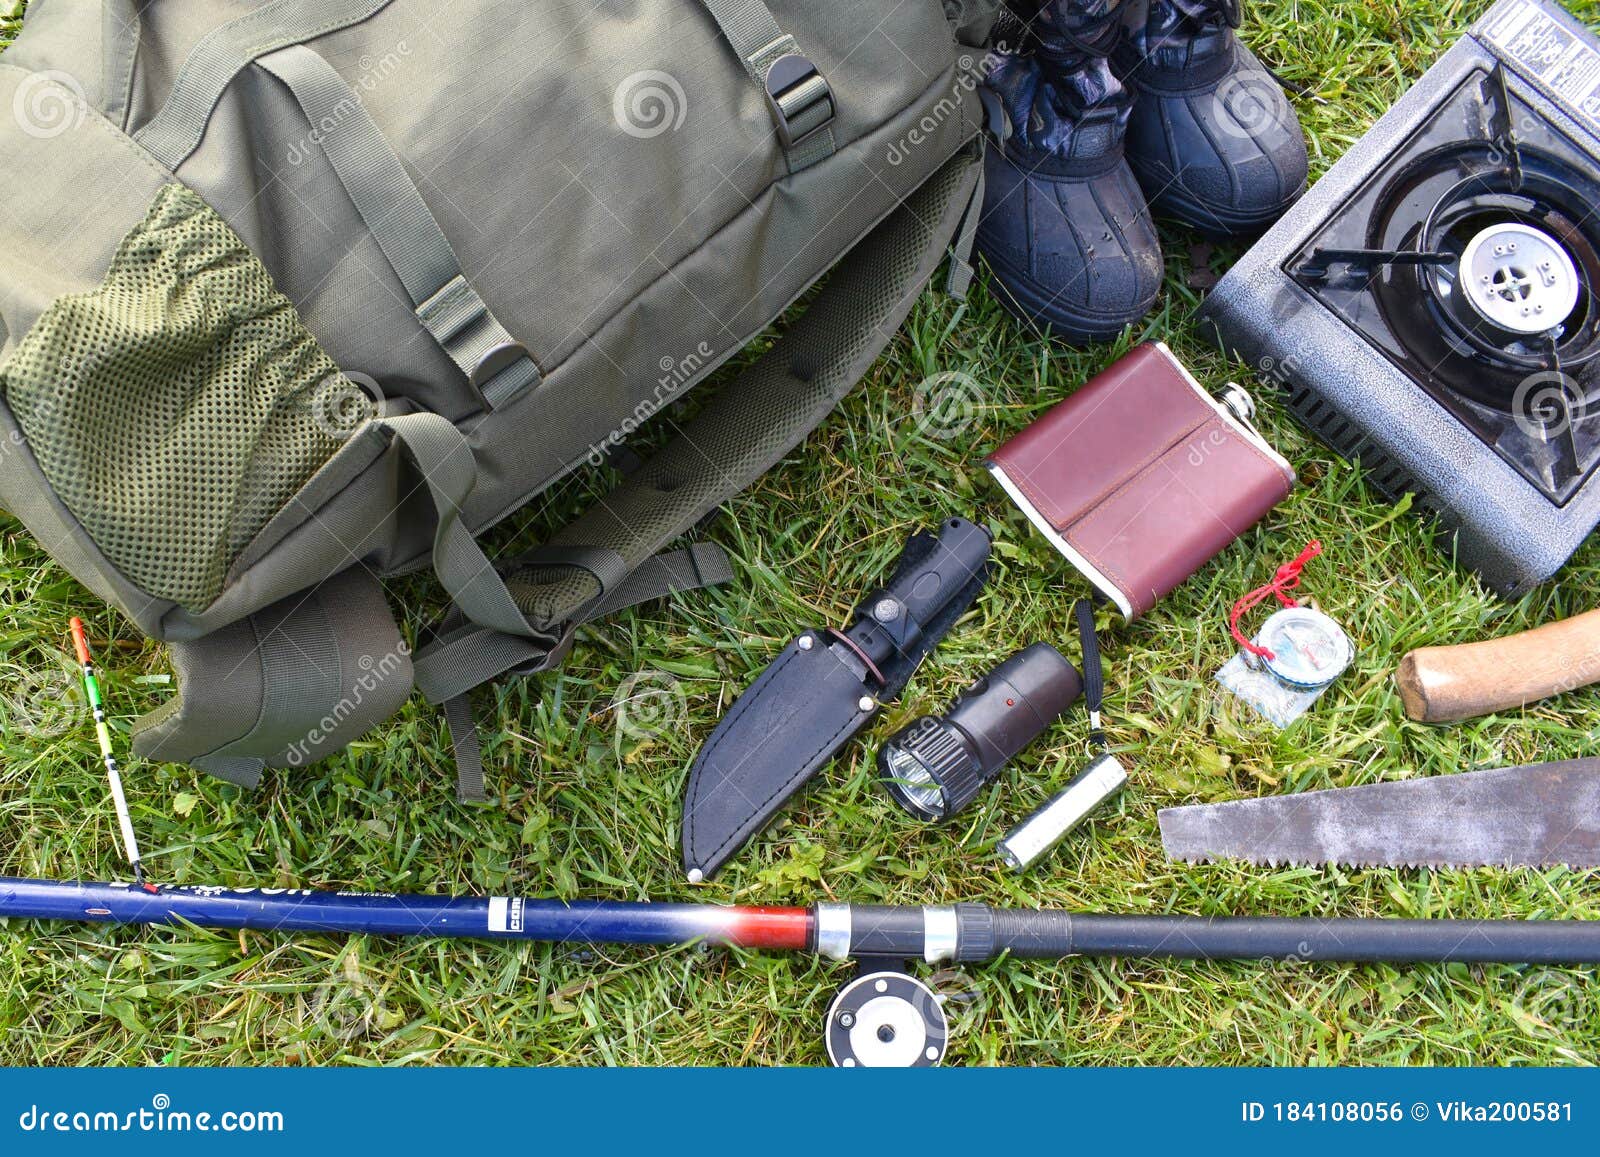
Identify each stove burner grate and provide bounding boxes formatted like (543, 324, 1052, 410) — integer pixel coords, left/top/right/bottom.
(1413, 164, 1600, 380)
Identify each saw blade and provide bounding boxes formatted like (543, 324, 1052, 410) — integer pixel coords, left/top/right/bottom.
(1159, 758, 1600, 869)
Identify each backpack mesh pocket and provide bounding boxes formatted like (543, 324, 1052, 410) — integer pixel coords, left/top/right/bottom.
(0, 184, 373, 610)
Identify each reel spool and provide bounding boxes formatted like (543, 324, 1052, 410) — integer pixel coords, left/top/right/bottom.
(824, 970, 949, 1068)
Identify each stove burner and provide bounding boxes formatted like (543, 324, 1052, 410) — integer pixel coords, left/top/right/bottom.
(1458, 222, 1580, 336)
(1408, 166, 1600, 383)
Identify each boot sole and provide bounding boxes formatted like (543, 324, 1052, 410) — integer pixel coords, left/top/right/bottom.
(979, 252, 1158, 346)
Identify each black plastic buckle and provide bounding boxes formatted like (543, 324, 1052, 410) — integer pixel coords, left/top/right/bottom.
(1065, 102, 1125, 155)
(764, 53, 835, 150)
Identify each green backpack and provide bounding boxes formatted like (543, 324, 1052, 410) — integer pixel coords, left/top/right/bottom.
(0, 0, 996, 797)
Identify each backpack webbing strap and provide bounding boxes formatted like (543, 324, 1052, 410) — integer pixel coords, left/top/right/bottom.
(417, 543, 734, 801)
(257, 45, 541, 410)
(413, 543, 735, 707)
(133, 0, 398, 171)
(584, 543, 737, 620)
(945, 160, 987, 300)
(131, 567, 412, 786)
(378, 412, 543, 642)
(442, 692, 487, 804)
(696, 0, 837, 172)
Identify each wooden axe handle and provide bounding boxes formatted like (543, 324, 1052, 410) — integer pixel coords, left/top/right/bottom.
(1397, 608, 1600, 722)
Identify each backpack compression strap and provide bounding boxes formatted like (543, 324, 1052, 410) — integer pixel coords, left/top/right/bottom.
(255, 45, 542, 410)
(135, 2, 541, 411)
(697, 0, 838, 173)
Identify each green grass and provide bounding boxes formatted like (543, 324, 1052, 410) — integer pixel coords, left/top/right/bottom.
(3, 0, 1600, 1066)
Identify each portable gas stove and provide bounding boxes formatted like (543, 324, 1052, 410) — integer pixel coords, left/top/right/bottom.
(1202, 0, 1600, 595)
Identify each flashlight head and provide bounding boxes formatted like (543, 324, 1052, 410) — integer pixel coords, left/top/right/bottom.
(879, 715, 978, 820)
(878, 643, 1083, 822)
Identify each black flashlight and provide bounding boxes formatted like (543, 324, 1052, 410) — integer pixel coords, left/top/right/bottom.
(877, 643, 1084, 822)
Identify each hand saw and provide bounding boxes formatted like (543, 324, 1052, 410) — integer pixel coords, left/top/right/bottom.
(1158, 758, 1600, 869)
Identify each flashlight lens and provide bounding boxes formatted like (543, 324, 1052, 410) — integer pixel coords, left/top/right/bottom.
(882, 744, 947, 819)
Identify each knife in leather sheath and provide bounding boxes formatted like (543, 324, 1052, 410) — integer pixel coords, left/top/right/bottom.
(682, 518, 993, 881)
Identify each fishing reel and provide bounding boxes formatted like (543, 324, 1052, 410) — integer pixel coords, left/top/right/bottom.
(823, 961, 949, 1068)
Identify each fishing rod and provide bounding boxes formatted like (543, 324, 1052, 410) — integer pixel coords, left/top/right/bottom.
(5, 875, 1599, 1066)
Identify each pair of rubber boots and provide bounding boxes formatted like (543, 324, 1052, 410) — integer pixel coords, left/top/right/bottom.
(976, 0, 1308, 343)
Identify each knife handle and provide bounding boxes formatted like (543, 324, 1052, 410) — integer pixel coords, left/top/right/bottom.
(1397, 608, 1600, 723)
(884, 517, 992, 627)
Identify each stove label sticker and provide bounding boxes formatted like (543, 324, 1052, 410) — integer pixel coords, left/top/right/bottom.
(1481, 0, 1600, 137)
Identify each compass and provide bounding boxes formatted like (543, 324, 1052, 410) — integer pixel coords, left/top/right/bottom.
(1253, 607, 1354, 692)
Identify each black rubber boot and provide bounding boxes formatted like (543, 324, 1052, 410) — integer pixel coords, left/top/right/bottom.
(1113, 0, 1309, 237)
(975, 0, 1163, 344)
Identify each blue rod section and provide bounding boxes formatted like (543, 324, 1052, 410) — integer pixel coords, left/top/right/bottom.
(0, 877, 750, 946)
